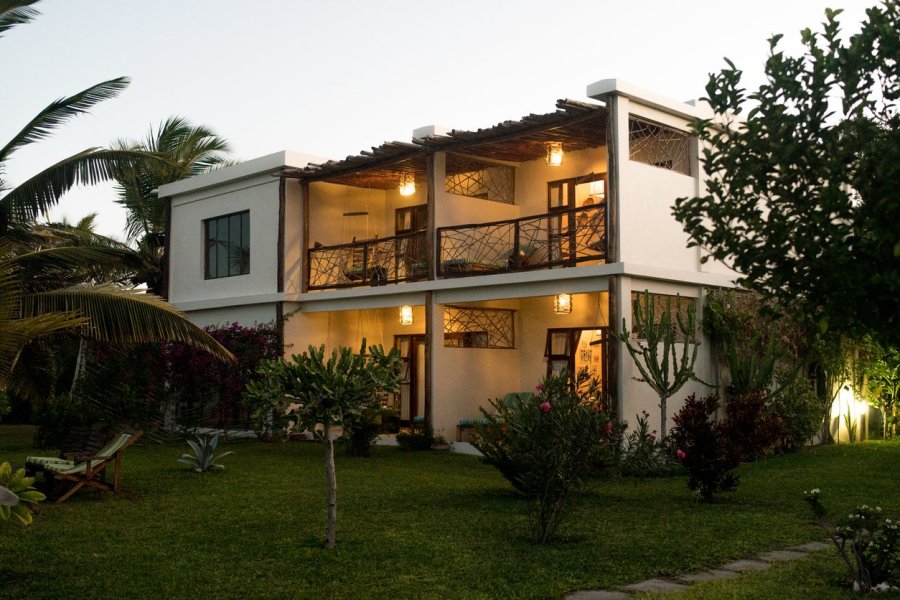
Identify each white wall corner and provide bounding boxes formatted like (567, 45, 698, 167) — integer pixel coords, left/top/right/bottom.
(413, 124, 452, 141)
(586, 78, 711, 122)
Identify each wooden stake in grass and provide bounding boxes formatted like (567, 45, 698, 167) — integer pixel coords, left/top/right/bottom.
(247, 341, 402, 549)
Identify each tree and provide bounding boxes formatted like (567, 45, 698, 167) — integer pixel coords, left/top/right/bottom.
(673, 2, 900, 347)
(0, 1, 234, 397)
(112, 117, 232, 295)
(617, 291, 706, 439)
(246, 342, 402, 549)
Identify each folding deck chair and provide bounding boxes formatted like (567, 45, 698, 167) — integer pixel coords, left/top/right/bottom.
(26, 430, 143, 503)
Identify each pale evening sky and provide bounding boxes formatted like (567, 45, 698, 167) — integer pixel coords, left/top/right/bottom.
(0, 0, 871, 240)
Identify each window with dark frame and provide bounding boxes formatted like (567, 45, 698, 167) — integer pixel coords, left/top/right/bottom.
(204, 211, 250, 279)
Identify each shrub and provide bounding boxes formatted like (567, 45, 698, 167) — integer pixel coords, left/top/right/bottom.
(768, 372, 821, 451)
(721, 390, 781, 461)
(473, 371, 615, 543)
(670, 393, 740, 502)
(804, 488, 900, 593)
(342, 405, 397, 457)
(395, 427, 435, 451)
(619, 410, 681, 478)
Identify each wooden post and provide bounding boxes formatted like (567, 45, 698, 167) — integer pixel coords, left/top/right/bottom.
(606, 95, 624, 420)
(426, 154, 436, 280)
(300, 181, 311, 293)
(424, 291, 434, 430)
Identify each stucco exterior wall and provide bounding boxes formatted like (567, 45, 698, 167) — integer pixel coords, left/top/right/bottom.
(616, 276, 716, 432)
(183, 304, 277, 330)
(307, 182, 388, 247)
(515, 148, 608, 216)
(168, 174, 280, 305)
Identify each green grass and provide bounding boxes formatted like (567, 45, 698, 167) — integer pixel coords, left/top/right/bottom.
(1, 427, 899, 599)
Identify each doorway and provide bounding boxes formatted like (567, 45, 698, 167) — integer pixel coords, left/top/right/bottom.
(545, 327, 609, 402)
(547, 173, 607, 265)
(394, 334, 426, 426)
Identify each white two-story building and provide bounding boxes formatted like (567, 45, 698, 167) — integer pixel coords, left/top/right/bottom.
(161, 79, 736, 440)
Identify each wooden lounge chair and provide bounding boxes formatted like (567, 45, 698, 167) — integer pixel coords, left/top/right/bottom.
(26, 430, 143, 503)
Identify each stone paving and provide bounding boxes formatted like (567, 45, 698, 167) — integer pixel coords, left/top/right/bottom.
(564, 539, 831, 598)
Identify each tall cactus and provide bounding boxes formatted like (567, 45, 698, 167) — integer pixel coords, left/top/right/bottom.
(618, 290, 706, 438)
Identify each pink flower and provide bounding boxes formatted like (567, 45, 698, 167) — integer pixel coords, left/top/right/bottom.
(540, 402, 551, 413)
(604, 422, 613, 433)
(676, 449, 686, 460)
(536, 384, 544, 392)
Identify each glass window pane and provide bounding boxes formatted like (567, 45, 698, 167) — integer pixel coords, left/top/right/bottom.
(241, 212, 250, 274)
(227, 214, 240, 276)
(217, 216, 229, 277)
(206, 220, 217, 278)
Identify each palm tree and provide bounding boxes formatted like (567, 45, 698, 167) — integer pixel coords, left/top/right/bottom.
(0, 1, 233, 396)
(113, 117, 233, 295)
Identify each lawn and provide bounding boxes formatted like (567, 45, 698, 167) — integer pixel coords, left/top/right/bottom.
(1, 425, 898, 599)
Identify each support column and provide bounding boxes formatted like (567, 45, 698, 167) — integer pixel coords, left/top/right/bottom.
(424, 291, 434, 430)
(300, 181, 311, 293)
(426, 154, 436, 281)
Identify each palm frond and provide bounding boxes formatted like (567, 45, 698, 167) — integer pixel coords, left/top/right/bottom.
(0, 1, 40, 38)
(24, 285, 235, 363)
(0, 148, 159, 227)
(7, 244, 140, 290)
(0, 77, 130, 162)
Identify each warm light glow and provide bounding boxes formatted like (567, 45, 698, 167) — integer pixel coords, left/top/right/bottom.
(398, 173, 416, 196)
(546, 142, 564, 166)
(399, 305, 414, 325)
(588, 179, 605, 196)
(554, 293, 573, 315)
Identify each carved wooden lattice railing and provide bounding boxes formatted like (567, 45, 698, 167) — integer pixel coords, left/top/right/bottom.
(307, 231, 427, 290)
(437, 203, 606, 277)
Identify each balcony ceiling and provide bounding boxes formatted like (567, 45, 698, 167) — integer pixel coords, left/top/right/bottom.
(284, 99, 607, 190)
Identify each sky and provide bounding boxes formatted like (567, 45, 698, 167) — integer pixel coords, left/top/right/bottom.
(0, 0, 873, 241)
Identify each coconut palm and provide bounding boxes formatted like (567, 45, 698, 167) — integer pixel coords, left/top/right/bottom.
(113, 117, 233, 295)
(0, 0, 233, 395)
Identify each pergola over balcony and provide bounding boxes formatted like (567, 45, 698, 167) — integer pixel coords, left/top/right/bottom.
(284, 99, 609, 291)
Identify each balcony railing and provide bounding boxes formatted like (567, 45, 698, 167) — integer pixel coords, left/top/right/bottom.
(437, 203, 606, 277)
(307, 231, 427, 290)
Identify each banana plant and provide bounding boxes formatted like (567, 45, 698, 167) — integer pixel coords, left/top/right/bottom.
(0, 462, 45, 526)
(177, 433, 234, 473)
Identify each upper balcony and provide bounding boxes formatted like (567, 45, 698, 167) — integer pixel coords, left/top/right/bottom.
(286, 99, 610, 292)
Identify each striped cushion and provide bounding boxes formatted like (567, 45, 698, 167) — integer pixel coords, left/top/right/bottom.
(26, 456, 73, 469)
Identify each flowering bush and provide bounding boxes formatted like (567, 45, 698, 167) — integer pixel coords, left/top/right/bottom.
(804, 489, 900, 593)
(619, 410, 681, 478)
(473, 371, 616, 543)
(669, 393, 740, 502)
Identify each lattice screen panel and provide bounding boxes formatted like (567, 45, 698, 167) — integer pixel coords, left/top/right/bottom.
(628, 118, 691, 176)
(445, 154, 515, 204)
(630, 292, 697, 342)
(443, 306, 515, 349)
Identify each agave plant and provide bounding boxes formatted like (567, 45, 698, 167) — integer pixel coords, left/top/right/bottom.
(177, 433, 234, 473)
(0, 462, 45, 526)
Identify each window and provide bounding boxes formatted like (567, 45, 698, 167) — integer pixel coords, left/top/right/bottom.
(630, 292, 697, 341)
(445, 153, 516, 204)
(443, 306, 515, 349)
(204, 211, 250, 279)
(628, 117, 691, 176)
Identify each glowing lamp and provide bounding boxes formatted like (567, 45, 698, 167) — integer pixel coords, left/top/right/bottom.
(546, 142, 564, 166)
(399, 305, 414, 325)
(398, 173, 416, 196)
(554, 293, 573, 315)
